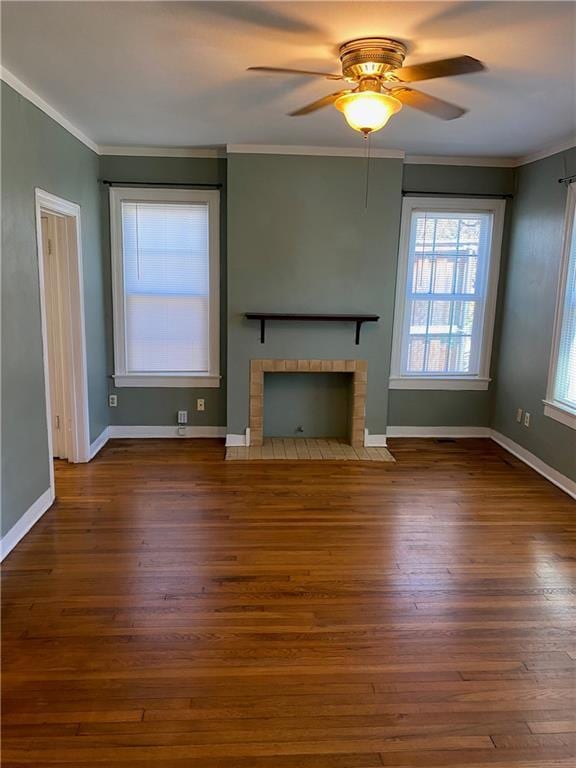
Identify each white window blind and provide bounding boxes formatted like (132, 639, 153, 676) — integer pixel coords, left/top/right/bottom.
(549, 185, 576, 415)
(400, 209, 494, 377)
(122, 202, 209, 373)
(110, 187, 220, 388)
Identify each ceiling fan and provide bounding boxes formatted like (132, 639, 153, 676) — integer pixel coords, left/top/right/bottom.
(248, 38, 485, 136)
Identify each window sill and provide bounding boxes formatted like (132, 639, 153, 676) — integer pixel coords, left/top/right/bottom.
(389, 377, 491, 391)
(543, 400, 576, 430)
(114, 374, 221, 389)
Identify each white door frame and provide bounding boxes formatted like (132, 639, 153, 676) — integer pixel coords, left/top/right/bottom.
(35, 188, 90, 466)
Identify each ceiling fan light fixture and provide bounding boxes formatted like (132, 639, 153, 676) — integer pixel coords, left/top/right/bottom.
(334, 90, 402, 135)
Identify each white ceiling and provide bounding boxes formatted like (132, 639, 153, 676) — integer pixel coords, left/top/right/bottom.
(2, 1, 575, 157)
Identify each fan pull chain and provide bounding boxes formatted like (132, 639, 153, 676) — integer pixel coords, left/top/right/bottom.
(364, 133, 372, 210)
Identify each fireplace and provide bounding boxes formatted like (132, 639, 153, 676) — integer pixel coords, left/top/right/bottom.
(249, 359, 367, 447)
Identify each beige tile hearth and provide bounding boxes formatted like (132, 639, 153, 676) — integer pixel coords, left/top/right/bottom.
(226, 438, 394, 462)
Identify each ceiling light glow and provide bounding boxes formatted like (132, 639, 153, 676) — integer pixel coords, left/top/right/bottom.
(335, 91, 402, 135)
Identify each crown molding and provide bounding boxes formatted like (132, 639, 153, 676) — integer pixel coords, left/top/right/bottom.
(0, 69, 226, 159)
(92, 141, 576, 164)
(99, 145, 226, 158)
(2, 67, 574, 166)
(514, 135, 576, 167)
(404, 154, 517, 168)
(1, 66, 99, 153)
(226, 144, 405, 159)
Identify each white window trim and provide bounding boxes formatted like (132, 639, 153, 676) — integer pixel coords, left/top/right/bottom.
(544, 182, 576, 430)
(110, 187, 220, 388)
(389, 196, 505, 390)
(389, 376, 491, 390)
(543, 399, 576, 429)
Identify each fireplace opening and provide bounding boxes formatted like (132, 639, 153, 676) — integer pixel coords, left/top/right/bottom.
(264, 372, 352, 439)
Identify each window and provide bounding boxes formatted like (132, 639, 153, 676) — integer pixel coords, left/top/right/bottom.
(545, 182, 576, 429)
(110, 187, 220, 387)
(390, 197, 505, 390)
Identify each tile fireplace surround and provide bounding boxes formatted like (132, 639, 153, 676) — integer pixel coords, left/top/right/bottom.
(249, 359, 367, 447)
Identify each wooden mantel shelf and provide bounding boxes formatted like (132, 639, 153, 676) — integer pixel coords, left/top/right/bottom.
(245, 313, 379, 345)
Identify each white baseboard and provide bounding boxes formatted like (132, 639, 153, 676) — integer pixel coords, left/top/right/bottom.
(109, 425, 226, 439)
(89, 427, 110, 459)
(364, 429, 387, 447)
(227, 429, 387, 447)
(1, 487, 55, 561)
(490, 430, 576, 500)
(225, 433, 245, 447)
(386, 426, 491, 438)
(225, 429, 250, 447)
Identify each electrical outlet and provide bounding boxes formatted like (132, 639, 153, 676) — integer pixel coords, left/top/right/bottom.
(196, 398, 205, 412)
(524, 411, 531, 427)
(177, 410, 188, 424)
(109, 394, 117, 407)
(516, 408, 523, 423)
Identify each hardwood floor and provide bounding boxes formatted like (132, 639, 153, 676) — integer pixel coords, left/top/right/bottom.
(2, 437, 575, 767)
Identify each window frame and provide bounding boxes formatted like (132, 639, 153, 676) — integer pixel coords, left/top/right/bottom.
(389, 196, 506, 390)
(110, 186, 220, 388)
(544, 182, 576, 430)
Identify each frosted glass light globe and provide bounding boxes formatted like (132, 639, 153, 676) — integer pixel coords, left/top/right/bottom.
(335, 91, 402, 135)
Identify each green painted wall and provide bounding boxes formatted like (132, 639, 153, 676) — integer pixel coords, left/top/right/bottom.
(388, 163, 516, 427)
(227, 153, 403, 437)
(402, 163, 515, 198)
(492, 148, 576, 480)
(1, 82, 107, 536)
(99, 155, 227, 428)
(389, 390, 492, 428)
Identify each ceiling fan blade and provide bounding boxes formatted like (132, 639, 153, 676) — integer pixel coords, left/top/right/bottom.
(393, 56, 485, 82)
(288, 90, 350, 116)
(193, 4, 323, 35)
(391, 87, 467, 120)
(247, 66, 343, 81)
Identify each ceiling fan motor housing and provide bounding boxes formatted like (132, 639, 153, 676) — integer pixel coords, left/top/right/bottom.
(339, 38, 407, 81)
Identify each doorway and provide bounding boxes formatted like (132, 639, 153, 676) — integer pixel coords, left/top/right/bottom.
(35, 189, 90, 468)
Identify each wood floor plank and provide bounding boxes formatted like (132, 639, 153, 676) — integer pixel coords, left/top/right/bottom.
(2, 437, 575, 766)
